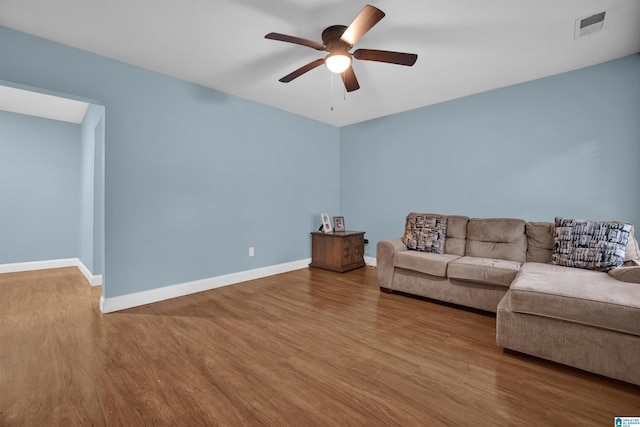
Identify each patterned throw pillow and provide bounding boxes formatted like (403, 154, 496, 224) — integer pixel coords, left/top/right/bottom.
(550, 217, 632, 272)
(404, 214, 448, 254)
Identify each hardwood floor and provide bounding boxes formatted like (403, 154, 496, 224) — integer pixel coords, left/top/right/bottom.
(0, 266, 638, 426)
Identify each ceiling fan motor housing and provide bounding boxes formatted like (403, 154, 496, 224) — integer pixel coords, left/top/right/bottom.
(322, 25, 353, 53)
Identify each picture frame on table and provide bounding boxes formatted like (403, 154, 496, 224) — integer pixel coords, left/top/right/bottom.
(333, 216, 345, 232)
(321, 213, 333, 233)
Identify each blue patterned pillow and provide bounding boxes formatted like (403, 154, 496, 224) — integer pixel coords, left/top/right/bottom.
(550, 217, 632, 272)
(404, 214, 447, 254)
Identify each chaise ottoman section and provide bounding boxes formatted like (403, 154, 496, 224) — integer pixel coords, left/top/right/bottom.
(498, 261, 640, 386)
(508, 262, 640, 336)
(497, 295, 640, 386)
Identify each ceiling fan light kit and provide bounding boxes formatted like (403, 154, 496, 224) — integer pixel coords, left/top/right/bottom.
(325, 52, 351, 73)
(265, 4, 418, 93)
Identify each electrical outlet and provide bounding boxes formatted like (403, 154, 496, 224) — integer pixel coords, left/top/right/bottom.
(249, 247, 254, 257)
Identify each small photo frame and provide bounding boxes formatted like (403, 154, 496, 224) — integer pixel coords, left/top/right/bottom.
(321, 213, 333, 233)
(333, 216, 345, 232)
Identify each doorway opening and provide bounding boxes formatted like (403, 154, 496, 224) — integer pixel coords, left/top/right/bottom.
(0, 80, 106, 298)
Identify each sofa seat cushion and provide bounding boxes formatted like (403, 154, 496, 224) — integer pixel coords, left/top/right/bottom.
(509, 262, 640, 336)
(447, 256, 521, 287)
(394, 251, 460, 277)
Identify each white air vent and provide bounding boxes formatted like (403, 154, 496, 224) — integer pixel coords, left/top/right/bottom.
(575, 11, 606, 39)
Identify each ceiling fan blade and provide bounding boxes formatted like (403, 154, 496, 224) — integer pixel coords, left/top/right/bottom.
(279, 58, 325, 83)
(341, 66, 360, 92)
(265, 32, 325, 51)
(340, 5, 385, 46)
(354, 49, 418, 66)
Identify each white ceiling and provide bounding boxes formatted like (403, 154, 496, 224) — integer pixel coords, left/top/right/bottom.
(0, 84, 89, 124)
(1, 0, 639, 127)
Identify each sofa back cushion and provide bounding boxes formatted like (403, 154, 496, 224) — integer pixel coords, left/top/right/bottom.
(466, 218, 527, 263)
(445, 215, 469, 256)
(526, 222, 554, 263)
(621, 224, 640, 262)
(626, 235, 640, 262)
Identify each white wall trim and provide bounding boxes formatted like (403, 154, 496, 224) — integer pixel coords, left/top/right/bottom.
(100, 258, 311, 313)
(365, 256, 377, 267)
(0, 258, 102, 286)
(0, 258, 78, 274)
(76, 260, 103, 286)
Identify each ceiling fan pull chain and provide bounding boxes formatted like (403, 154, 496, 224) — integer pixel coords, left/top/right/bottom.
(330, 72, 335, 111)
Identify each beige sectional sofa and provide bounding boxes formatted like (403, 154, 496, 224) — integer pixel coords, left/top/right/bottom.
(377, 213, 640, 386)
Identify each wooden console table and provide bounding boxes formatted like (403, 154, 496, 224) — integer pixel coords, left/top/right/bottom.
(309, 230, 366, 272)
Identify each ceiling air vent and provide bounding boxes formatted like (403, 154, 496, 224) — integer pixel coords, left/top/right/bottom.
(575, 11, 606, 39)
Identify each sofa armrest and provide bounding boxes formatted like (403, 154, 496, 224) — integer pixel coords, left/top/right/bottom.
(608, 262, 640, 284)
(376, 238, 408, 290)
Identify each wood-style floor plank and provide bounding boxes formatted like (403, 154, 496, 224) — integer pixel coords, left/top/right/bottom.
(0, 266, 638, 426)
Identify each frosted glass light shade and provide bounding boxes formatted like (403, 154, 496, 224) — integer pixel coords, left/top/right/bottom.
(325, 54, 351, 73)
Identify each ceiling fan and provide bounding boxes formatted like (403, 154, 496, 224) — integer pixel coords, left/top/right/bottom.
(265, 4, 418, 92)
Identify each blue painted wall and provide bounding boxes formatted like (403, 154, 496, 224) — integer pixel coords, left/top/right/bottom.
(340, 54, 640, 256)
(93, 111, 105, 277)
(0, 26, 339, 298)
(79, 103, 105, 274)
(0, 110, 81, 263)
(2, 24, 638, 296)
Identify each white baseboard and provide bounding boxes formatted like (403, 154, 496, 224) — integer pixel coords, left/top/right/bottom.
(0, 258, 102, 286)
(100, 258, 312, 313)
(365, 256, 377, 267)
(0, 258, 78, 274)
(76, 260, 103, 286)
